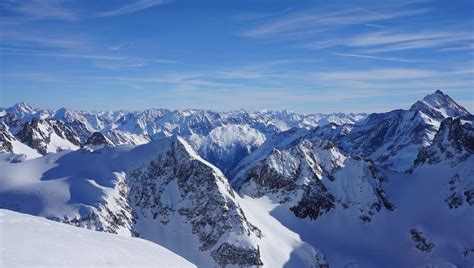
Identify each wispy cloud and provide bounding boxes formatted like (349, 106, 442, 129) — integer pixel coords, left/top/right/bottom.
(0, 47, 180, 66)
(314, 68, 474, 81)
(230, 8, 292, 21)
(237, 1, 473, 56)
(239, 3, 431, 38)
(437, 44, 474, 52)
(97, 0, 169, 17)
(1, 31, 89, 49)
(354, 31, 473, 53)
(301, 29, 473, 53)
(0, 0, 77, 23)
(331, 52, 429, 63)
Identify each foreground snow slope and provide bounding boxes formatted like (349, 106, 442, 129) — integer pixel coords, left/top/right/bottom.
(0, 209, 195, 267)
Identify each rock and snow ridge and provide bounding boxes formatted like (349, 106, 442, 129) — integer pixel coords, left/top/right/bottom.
(0, 104, 366, 173)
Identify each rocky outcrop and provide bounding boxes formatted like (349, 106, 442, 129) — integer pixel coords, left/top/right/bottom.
(85, 132, 113, 147)
(128, 137, 263, 266)
(414, 118, 473, 167)
(17, 118, 80, 154)
(410, 228, 436, 253)
(0, 124, 14, 153)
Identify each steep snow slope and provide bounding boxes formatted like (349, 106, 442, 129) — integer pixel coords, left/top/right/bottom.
(0, 209, 195, 267)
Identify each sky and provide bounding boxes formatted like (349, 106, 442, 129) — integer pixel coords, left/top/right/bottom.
(0, 0, 473, 113)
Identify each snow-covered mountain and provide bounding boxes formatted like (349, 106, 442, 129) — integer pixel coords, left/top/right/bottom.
(232, 135, 395, 223)
(0, 103, 366, 174)
(1, 90, 473, 267)
(0, 136, 267, 266)
(226, 92, 473, 266)
(312, 90, 472, 171)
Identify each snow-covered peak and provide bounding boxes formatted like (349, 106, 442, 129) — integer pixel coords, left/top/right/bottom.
(8, 102, 36, 113)
(410, 90, 471, 119)
(5, 102, 37, 120)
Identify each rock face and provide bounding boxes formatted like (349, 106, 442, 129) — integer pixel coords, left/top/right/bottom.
(129, 137, 263, 266)
(17, 118, 80, 155)
(410, 228, 436, 253)
(0, 124, 15, 153)
(414, 118, 474, 166)
(236, 135, 394, 222)
(85, 132, 113, 147)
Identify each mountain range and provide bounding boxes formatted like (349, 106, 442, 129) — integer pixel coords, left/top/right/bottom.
(0, 90, 473, 267)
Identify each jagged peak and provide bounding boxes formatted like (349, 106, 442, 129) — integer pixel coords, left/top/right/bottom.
(7, 102, 37, 114)
(422, 89, 452, 106)
(410, 90, 470, 118)
(172, 135, 226, 177)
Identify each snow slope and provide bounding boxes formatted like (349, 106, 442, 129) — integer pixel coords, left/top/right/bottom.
(0, 209, 195, 267)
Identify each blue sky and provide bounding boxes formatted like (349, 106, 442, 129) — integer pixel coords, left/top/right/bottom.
(0, 0, 473, 113)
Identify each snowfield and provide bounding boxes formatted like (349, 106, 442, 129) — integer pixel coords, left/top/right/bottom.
(0, 209, 195, 267)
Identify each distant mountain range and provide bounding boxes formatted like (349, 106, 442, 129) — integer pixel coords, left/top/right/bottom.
(0, 90, 473, 267)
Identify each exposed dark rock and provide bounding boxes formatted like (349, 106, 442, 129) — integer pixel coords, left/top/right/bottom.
(410, 228, 435, 253)
(85, 132, 113, 146)
(211, 243, 263, 267)
(290, 180, 335, 220)
(17, 118, 80, 154)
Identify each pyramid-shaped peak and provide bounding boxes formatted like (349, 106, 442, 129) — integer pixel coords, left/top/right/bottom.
(422, 89, 452, 105)
(410, 90, 471, 118)
(9, 102, 36, 113)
